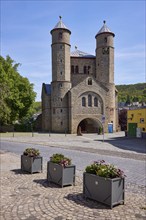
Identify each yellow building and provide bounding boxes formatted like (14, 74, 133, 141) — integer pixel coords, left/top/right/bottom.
(127, 108, 146, 137)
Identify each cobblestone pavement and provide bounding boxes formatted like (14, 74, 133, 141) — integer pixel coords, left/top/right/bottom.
(0, 151, 146, 220)
(1, 132, 146, 186)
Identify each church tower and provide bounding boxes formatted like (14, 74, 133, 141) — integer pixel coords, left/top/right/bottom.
(41, 19, 118, 134)
(50, 16, 71, 132)
(95, 21, 117, 131)
(95, 21, 115, 83)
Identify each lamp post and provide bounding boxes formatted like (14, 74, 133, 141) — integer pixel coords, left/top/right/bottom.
(102, 115, 105, 142)
(31, 123, 34, 137)
(13, 126, 14, 137)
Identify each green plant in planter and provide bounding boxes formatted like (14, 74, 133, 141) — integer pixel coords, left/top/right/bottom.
(85, 160, 125, 178)
(47, 153, 75, 187)
(23, 148, 40, 157)
(21, 147, 42, 174)
(50, 153, 71, 167)
(83, 160, 126, 208)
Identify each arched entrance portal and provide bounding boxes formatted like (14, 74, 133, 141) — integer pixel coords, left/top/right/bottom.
(77, 118, 102, 134)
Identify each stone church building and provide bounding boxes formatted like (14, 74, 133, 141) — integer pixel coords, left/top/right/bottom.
(41, 17, 118, 134)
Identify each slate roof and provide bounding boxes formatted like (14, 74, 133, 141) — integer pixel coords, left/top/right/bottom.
(71, 49, 95, 58)
(96, 20, 115, 37)
(54, 20, 68, 29)
(43, 83, 51, 95)
(51, 16, 71, 33)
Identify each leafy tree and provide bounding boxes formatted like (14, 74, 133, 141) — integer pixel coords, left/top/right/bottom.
(119, 109, 127, 131)
(33, 102, 41, 113)
(0, 55, 36, 125)
(132, 96, 139, 102)
(125, 95, 131, 105)
(143, 88, 146, 95)
(116, 83, 146, 104)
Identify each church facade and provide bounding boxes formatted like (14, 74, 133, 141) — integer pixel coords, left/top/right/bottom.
(41, 17, 118, 134)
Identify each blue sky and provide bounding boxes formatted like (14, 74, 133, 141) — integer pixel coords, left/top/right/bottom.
(1, 0, 146, 101)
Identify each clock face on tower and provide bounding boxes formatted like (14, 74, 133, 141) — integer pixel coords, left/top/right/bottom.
(102, 47, 109, 54)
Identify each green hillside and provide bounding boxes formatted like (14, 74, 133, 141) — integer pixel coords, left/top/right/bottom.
(116, 83, 146, 103)
(35, 84, 146, 107)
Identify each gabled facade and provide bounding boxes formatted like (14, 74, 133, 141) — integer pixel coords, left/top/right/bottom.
(42, 17, 118, 134)
(127, 108, 146, 137)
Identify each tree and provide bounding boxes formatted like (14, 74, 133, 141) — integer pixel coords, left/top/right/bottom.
(119, 109, 127, 131)
(0, 55, 36, 125)
(132, 96, 139, 102)
(116, 83, 146, 103)
(125, 95, 131, 105)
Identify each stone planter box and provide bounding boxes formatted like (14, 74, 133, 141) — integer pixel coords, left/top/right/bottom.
(83, 172, 125, 209)
(47, 161, 76, 187)
(21, 155, 43, 174)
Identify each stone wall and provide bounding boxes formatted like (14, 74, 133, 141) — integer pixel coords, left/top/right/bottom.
(95, 33, 114, 84)
(69, 77, 110, 133)
(42, 86, 51, 131)
(51, 81, 71, 132)
(41, 21, 117, 134)
(71, 57, 96, 86)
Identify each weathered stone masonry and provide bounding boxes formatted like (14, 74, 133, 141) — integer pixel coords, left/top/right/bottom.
(42, 18, 118, 133)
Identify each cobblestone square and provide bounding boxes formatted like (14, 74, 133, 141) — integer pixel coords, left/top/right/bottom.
(0, 149, 146, 219)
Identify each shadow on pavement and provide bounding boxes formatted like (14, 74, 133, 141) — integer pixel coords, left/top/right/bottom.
(11, 169, 29, 175)
(33, 178, 60, 188)
(94, 136, 146, 154)
(65, 193, 110, 210)
(11, 169, 43, 175)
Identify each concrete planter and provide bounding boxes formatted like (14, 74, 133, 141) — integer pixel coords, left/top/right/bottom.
(21, 155, 43, 174)
(83, 172, 125, 209)
(47, 161, 76, 187)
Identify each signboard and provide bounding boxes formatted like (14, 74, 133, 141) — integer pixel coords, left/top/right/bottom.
(102, 115, 105, 124)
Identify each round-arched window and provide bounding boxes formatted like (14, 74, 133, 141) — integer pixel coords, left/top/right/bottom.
(88, 78, 92, 85)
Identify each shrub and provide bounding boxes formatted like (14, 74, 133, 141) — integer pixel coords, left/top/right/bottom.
(98, 127, 103, 134)
(23, 148, 40, 157)
(85, 160, 125, 178)
(50, 153, 71, 167)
